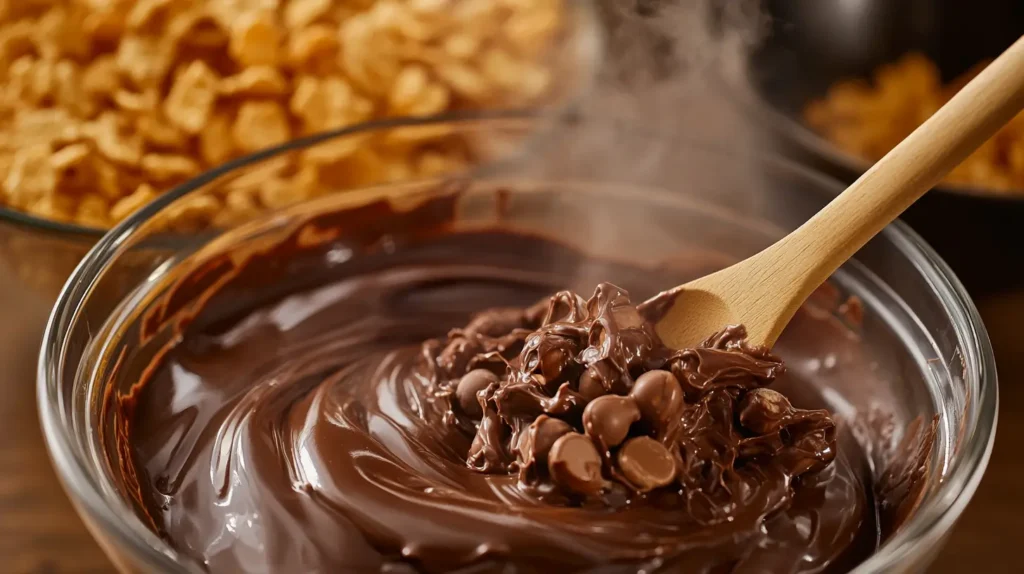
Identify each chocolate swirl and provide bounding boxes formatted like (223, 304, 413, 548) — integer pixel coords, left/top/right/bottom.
(114, 230, 875, 573)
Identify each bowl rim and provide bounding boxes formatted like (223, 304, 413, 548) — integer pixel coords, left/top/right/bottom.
(0, 111, 546, 240)
(713, 57, 1024, 201)
(37, 112, 998, 573)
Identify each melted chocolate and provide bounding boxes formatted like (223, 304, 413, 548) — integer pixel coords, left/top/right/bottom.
(424, 283, 839, 512)
(112, 226, 883, 573)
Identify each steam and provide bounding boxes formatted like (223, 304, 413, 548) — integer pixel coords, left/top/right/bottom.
(525, 0, 769, 183)
(579, 0, 766, 131)
(512, 1, 777, 259)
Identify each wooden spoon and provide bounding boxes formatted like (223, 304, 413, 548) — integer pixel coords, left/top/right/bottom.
(651, 35, 1024, 350)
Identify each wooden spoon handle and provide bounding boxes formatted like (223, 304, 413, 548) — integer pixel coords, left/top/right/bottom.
(763, 34, 1024, 297)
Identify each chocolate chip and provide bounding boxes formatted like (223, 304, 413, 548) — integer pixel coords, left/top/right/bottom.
(629, 370, 684, 431)
(547, 432, 604, 495)
(438, 336, 484, 377)
(456, 369, 498, 419)
(739, 388, 794, 434)
(522, 415, 573, 466)
(578, 367, 607, 401)
(617, 436, 676, 492)
(540, 347, 571, 378)
(580, 360, 627, 397)
(582, 395, 640, 449)
(465, 308, 525, 337)
(538, 337, 578, 382)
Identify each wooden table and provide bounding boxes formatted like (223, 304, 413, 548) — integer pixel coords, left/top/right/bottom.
(934, 290, 1024, 571)
(1, 254, 1021, 573)
(0, 274, 111, 573)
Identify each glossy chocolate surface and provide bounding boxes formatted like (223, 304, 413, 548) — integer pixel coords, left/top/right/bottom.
(106, 196, 934, 573)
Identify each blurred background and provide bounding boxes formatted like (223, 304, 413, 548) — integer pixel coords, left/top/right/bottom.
(1, 0, 1022, 571)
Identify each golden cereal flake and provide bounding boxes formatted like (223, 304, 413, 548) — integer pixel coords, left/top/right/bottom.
(49, 143, 93, 174)
(75, 193, 111, 228)
(136, 113, 189, 149)
(4, 144, 56, 209)
(28, 193, 78, 223)
(163, 60, 220, 134)
(116, 34, 174, 88)
(111, 182, 158, 222)
(285, 23, 337, 68)
(11, 108, 82, 148)
(389, 64, 450, 116)
(83, 112, 144, 166)
(140, 153, 201, 182)
(81, 55, 122, 97)
(83, 8, 128, 45)
(232, 101, 291, 152)
(257, 176, 303, 208)
(219, 66, 290, 97)
(92, 156, 125, 200)
(126, 0, 174, 31)
(34, 4, 92, 61)
(284, 0, 331, 29)
(53, 60, 96, 119)
(113, 88, 159, 113)
(0, 20, 36, 68)
(229, 10, 283, 67)
(198, 112, 236, 166)
(163, 193, 222, 230)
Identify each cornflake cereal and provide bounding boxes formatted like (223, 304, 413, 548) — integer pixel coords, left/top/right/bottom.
(0, 0, 569, 228)
(805, 53, 1024, 193)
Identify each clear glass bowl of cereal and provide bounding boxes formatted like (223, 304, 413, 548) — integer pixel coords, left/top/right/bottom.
(39, 113, 996, 572)
(0, 0, 601, 302)
(721, 0, 1024, 293)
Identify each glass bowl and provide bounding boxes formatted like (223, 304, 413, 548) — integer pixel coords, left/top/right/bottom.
(0, 0, 602, 304)
(38, 114, 997, 573)
(715, 0, 1024, 294)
